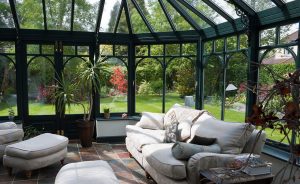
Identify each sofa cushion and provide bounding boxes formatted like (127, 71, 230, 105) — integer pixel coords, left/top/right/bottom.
(164, 104, 205, 128)
(165, 121, 178, 143)
(0, 122, 18, 130)
(190, 136, 216, 146)
(5, 133, 68, 159)
(0, 129, 24, 144)
(194, 112, 254, 154)
(177, 119, 192, 142)
(126, 125, 165, 151)
(171, 142, 221, 160)
(136, 112, 165, 130)
(143, 143, 187, 180)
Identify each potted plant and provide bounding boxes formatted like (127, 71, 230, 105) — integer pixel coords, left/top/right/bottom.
(103, 106, 110, 119)
(55, 58, 109, 147)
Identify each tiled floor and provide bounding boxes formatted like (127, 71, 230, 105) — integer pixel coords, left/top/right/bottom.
(0, 140, 156, 184)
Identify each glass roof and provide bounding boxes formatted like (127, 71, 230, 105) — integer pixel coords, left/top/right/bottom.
(0, 0, 298, 35)
(0, 0, 14, 28)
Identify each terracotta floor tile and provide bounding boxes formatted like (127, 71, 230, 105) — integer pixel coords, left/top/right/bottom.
(108, 160, 129, 172)
(13, 170, 39, 181)
(118, 152, 131, 159)
(115, 171, 140, 184)
(81, 155, 100, 161)
(112, 144, 128, 153)
(13, 179, 38, 184)
(99, 153, 119, 160)
(38, 177, 55, 184)
(122, 159, 143, 170)
(0, 173, 14, 182)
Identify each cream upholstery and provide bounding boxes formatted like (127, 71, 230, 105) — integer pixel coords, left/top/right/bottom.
(55, 160, 119, 184)
(0, 122, 24, 158)
(3, 133, 68, 173)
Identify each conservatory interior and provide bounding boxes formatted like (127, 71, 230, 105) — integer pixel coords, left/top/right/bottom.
(0, 0, 300, 183)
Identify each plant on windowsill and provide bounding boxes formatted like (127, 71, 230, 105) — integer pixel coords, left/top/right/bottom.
(54, 57, 109, 147)
(103, 106, 110, 119)
(246, 65, 300, 183)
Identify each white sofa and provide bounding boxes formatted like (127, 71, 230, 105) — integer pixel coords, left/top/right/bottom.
(0, 122, 24, 158)
(125, 105, 266, 184)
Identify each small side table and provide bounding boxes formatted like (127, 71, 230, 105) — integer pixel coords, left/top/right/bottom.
(200, 167, 273, 184)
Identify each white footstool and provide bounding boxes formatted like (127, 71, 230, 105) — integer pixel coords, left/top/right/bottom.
(55, 160, 119, 184)
(3, 133, 68, 178)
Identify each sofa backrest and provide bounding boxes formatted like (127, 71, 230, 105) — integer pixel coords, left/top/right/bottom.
(242, 129, 266, 154)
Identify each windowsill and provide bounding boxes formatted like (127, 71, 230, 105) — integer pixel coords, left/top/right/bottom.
(262, 144, 291, 162)
(97, 116, 140, 121)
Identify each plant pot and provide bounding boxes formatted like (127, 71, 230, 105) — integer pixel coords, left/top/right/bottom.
(77, 120, 95, 147)
(104, 112, 110, 119)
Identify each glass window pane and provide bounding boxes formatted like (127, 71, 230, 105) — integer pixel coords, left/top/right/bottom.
(280, 23, 299, 44)
(100, 45, 113, 55)
(166, 44, 180, 56)
(127, 0, 149, 33)
(182, 43, 196, 55)
(224, 53, 248, 122)
(210, 0, 239, 19)
(0, 55, 17, 117)
(63, 46, 75, 55)
(260, 28, 276, 46)
(0, 41, 15, 53)
(28, 57, 55, 115)
(215, 39, 224, 52)
(115, 45, 128, 56)
(242, 0, 276, 12)
(259, 48, 296, 143)
(185, 0, 227, 24)
(63, 57, 88, 114)
(73, 0, 98, 32)
(0, 0, 15, 28)
(27, 44, 40, 55)
(100, 58, 127, 113)
(136, 45, 148, 56)
(150, 45, 163, 56)
(100, 0, 121, 32)
(239, 34, 248, 49)
(77, 46, 89, 55)
(166, 58, 195, 110)
(42, 45, 54, 55)
(46, 0, 72, 30)
(16, 0, 44, 29)
(139, 0, 172, 32)
(204, 41, 212, 54)
(227, 36, 237, 51)
(162, 0, 193, 31)
(136, 58, 162, 113)
(204, 56, 223, 119)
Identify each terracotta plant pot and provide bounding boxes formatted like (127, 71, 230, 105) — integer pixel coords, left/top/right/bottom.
(104, 112, 110, 119)
(77, 120, 95, 147)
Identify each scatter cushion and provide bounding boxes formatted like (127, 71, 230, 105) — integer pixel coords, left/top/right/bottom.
(190, 136, 216, 146)
(177, 119, 192, 141)
(5, 133, 69, 159)
(143, 143, 187, 179)
(164, 109, 178, 127)
(171, 142, 221, 160)
(193, 112, 255, 154)
(165, 121, 178, 143)
(136, 112, 165, 130)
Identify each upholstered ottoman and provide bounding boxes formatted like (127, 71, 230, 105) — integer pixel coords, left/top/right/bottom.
(55, 160, 119, 184)
(3, 133, 68, 178)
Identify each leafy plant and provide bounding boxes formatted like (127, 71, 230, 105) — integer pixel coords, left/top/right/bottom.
(138, 80, 154, 95)
(23, 125, 41, 140)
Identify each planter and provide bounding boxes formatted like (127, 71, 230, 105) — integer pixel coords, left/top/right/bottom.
(77, 120, 95, 147)
(104, 112, 110, 119)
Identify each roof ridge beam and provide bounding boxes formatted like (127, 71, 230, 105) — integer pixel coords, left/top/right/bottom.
(95, 0, 105, 33)
(202, 0, 234, 23)
(177, 0, 216, 28)
(123, 0, 133, 35)
(114, 0, 124, 34)
(167, 0, 201, 31)
(158, 0, 176, 32)
(9, 0, 20, 32)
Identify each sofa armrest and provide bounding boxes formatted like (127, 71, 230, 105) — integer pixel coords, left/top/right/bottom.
(187, 152, 243, 184)
(0, 122, 18, 130)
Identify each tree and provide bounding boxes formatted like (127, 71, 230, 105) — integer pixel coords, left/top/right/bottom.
(109, 66, 128, 95)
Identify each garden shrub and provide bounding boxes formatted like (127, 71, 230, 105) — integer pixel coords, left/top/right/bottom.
(150, 80, 163, 94)
(138, 80, 153, 95)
